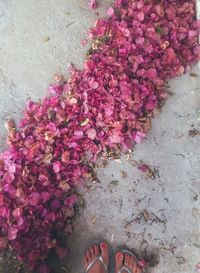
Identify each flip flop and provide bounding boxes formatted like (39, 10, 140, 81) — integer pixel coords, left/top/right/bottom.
(85, 254, 108, 273)
(117, 249, 139, 273)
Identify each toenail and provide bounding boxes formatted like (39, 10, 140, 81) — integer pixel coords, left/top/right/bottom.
(117, 252, 123, 260)
(101, 242, 107, 249)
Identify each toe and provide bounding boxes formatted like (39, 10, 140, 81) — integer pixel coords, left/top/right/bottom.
(84, 244, 109, 273)
(130, 256, 137, 272)
(128, 256, 134, 270)
(90, 246, 95, 258)
(124, 254, 130, 266)
(92, 245, 97, 257)
(94, 244, 100, 256)
(86, 249, 91, 260)
(84, 255, 88, 268)
(100, 242, 109, 266)
(135, 267, 141, 273)
(115, 252, 123, 273)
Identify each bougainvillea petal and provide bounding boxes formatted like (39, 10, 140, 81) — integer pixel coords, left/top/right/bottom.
(55, 246, 68, 260)
(88, 0, 97, 10)
(107, 7, 114, 17)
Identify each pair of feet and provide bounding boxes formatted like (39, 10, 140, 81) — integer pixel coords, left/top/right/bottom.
(84, 242, 142, 273)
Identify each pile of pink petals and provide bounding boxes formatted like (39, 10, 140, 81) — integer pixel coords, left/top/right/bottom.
(0, 0, 200, 272)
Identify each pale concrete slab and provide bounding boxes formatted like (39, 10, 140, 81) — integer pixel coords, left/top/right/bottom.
(0, 1, 200, 273)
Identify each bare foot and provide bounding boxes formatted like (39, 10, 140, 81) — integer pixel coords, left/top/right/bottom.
(115, 252, 141, 273)
(84, 242, 109, 273)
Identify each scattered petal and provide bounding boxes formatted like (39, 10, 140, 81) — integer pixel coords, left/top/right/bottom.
(107, 7, 114, 17)
(196, 263, 200, 273)
(88, 0, 97, 10)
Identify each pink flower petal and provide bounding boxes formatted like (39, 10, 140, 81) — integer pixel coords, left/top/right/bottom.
(0, 237, 8, 249)
(28, 193, 41, 206)
(53, 161, 61, 173)
(56, 246, 68, 260)
(88, 0, 97, 10)
(134, 132, 146, 144)
(86, 128, 97, 140)
(64, 194, 79, 208)
(61, 151, 70, 163)
(109, 134, 121, 144)
(80, 39, 88, 46)
(107, 7, 114, 17)
(8, 227, 18, 240)
(196, 263, 200, 273)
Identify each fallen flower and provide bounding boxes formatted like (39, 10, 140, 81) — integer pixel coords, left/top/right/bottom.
(107, 7, 114, 17)
(138, 162, 158, 180)
(80, 39, 88, 46)
(196, 263, 200, 273)
(134, 132, 146, 144)
(88, 0, 97, 10)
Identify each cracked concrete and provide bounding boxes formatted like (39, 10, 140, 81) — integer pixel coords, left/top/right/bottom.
(0, 1, 200, 273)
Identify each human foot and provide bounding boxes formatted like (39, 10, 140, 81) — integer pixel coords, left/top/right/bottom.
(115, 251, 141, 273)
(84, 242, 109, 273)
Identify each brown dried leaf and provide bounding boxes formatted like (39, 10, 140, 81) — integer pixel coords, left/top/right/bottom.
(43, 35, 50, 42)
(121, 171, 127, 178)
(189, 128, 200, 137)
(190, 73, 199, 78)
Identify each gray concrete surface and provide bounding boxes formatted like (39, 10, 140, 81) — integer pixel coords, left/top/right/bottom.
(0, 1, 200, 273)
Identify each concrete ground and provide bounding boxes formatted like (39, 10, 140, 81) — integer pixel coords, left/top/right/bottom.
(0, 1, 200, 273)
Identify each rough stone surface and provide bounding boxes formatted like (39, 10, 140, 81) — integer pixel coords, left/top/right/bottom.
(0, 1, 200, 273)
